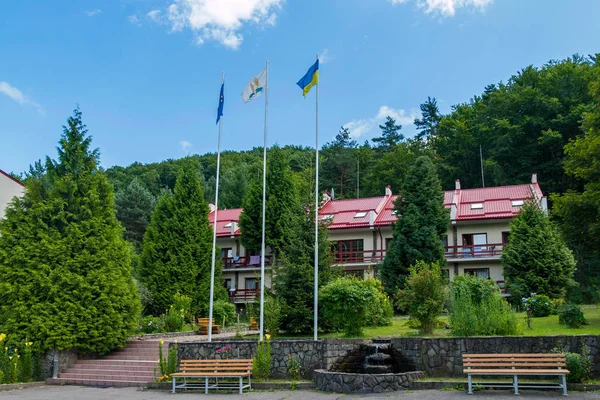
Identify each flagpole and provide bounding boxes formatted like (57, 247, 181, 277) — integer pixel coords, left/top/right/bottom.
(259, 60, 269, 342)
(314, 53, 320, 342)
(208, 71, 224, 342)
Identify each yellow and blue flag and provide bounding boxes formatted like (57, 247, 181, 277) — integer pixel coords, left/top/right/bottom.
(216, 83, 224, 124)
(296, 59, 319, 97)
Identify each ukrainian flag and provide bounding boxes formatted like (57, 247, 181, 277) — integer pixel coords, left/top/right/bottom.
(296, 59, 319, 96)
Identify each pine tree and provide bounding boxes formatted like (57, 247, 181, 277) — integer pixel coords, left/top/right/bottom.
(139, 166, 227, 315)
(414, 97, 441, 140)
(239, 146, 298, 258)
(0, 108, 140, 354)
(321, 127, 359, 198)
(115, 178, 156, 250)
(380, 156, 449, 295)
(502, 201, 576, 301)
(373, 116, 404, 151)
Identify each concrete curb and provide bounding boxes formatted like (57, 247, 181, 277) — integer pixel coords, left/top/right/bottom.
(409, 381, 600, 392)
(0, 381, 46, 392)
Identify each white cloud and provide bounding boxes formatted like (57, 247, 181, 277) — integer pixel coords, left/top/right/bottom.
(319, 48, 332, 64)
(180, 140, 193, 154)
(147, 9, 161, 22)
(343, 106, 420, 139)
(154, 0, 283, 49)
(389, 0, 492, 17)
(129, 15, 142, 27)
(85, 9, 102, 16)
(0, 81, 44, 115)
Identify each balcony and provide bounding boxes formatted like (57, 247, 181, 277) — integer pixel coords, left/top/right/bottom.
(444, 243, 504, 261)
(221, 255, 273, 270)
(228, 288, 260, 303)
(331, 249, 386, 265)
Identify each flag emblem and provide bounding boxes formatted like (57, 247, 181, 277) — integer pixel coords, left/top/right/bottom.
(241, 68, 267, 103)
(297, 59, 319, 97)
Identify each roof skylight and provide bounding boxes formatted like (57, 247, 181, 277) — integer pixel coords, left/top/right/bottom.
(470, 203, 484, 210)
(224, 222, 232, 228)
(511, 200, 524, 207)
(354, 211, 367, 218)
(322, 214, 334, 220)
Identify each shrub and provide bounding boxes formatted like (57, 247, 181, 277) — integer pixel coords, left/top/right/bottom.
(364, 279, 394, 327)
(552, 345, 592, 383)
(450, 275, 519, 336)
(139, 316, 161, 334)
(162, 305, 185, 332)
(264, 295, 281, 336)
(557, 304, 588, 328)
(320, 277, 379, 337)
(156, 340, 178, 382)
(20, 341, 33, 383)
(522, 294, 552, 317)
(396, 261, 446, 334)
(252, 335, 271, 380)
(212, 300, 236, 327)
(172, 293, 193, 322)
(551, 298, 566, 315)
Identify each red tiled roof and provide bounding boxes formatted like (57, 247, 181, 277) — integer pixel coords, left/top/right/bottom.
(0, 169, 25, 187)
(320, 196, 386, 229)
(208, 208, 242, 237)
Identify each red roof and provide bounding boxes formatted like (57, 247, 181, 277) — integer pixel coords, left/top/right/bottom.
(208, 177, 544, 235)
(0, 169, 25, 187)
(208, 207, 242, 237)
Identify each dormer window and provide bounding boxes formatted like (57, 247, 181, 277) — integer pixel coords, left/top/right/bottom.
(354, 211, 367, 218)
(224, 222, 232, 228)
(511, 200, 524, 207)
(471, 203, 484, 210)
(322, 214, 334, 221)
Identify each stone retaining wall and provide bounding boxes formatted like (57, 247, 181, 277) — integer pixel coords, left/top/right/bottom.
(314, 369, 424, 393)
(392, 335, 600, 377)
(42, 348, 79, 379)
(175, 339, 362, 378)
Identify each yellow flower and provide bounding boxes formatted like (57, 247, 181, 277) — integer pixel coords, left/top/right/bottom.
(0, 333, 6, 342)
(27, 342, 33, 346)
(159, 340, 164, 345)
(4, 347, 7, 351)
(265, 334, 271, 340)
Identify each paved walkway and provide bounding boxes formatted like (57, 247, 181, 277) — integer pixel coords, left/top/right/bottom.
(3, 386, 600, 399)
(139, 330, 259, 343)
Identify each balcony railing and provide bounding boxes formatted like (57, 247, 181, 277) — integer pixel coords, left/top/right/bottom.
(228, 288, 260, 302)
(221, 255, 273, 269)
(331, 249, 387, 265)
(445, 243, 504, 259)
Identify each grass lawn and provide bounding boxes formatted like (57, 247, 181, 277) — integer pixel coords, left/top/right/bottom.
(264, 305, 600, 339)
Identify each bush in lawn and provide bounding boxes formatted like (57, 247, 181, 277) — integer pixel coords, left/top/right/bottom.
(552, 345, 592, 383)
(139, 316, 161, 334)
(162, 305, 185, 332)
(320, 277, 378, 337)
(522, 294, 552, 317)
(557, 304, 588, 328)
(264, 295, 282, 336)
(364, 278, 394, 327)
(212, 300, 236, 327)
(396, 261, 446, 334)
(551, 298, 566, 315)
(252, 335, 271, 380)
(450, 275, 519, 336)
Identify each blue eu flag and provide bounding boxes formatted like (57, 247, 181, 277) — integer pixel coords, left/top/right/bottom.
(216, 83, 224, 125)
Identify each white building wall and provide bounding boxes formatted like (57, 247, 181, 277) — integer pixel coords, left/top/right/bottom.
(0, 173, 25, 220)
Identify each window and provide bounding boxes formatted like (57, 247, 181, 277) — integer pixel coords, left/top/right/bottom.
(354, 211, 367, 218)
(344, 269, 364, 278)
(470, 203, 484, 209)
(441, 269, 450, 282)
(462, 233, 487, 257)
(322, 214, 334, 221)
(511, 200, 524, 207)
(220, 248, 233, 258)
(502, 231, 510, 244)
(442, 236, 448, 248)
(245, 278, 257, 290)
(332, 239, 364, 262)
(224, 222, 232, 228)
(224, 279, 232, 290)
(385, 238, 393, 249)
(464, 268, 490, 279)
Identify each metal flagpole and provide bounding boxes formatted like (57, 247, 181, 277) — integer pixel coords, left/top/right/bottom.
(208, 71, 224, 342)
(259, 61, 269, 342)
(314, 53, 320, 342)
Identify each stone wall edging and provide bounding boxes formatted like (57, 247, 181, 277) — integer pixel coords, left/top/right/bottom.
(314, 369, 424, 393)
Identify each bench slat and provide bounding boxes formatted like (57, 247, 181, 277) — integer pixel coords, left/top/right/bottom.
(465, 363, 565, 367)
(464, 369, 569, 375)
(463, 354, 564, 358)
(171, 372, 251, 377)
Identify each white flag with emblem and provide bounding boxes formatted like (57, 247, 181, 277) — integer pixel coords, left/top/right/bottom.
(241, 68, 267, 103)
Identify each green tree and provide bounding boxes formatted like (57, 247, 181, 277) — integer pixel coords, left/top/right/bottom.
(380, 156, 449, 295)
(396, 261, 446, 334)
(501, 201, 576, 301)
(414, 97, 442, 140)
(239, 146, 299, 258)
(0, 108, 140, 354)
(139, 166, 227, 315)
(373, 116, 404, 152)
(115, 178, 156, 250)
(321, 127, 359, 199)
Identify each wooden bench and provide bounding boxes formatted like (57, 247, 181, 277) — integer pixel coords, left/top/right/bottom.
(463, 353, 569, 395)
(249, 317, 258, 330)
(171, 359, 253, 394)
(198, 318, 220, 335)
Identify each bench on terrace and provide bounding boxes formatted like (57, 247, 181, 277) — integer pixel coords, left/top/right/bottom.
(171, 359, 253, 394)
(463, 353, 569, 395)
(198, 318, 220, 335)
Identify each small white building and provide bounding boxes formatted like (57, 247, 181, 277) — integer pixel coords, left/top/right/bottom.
(0, 169, 25, 220)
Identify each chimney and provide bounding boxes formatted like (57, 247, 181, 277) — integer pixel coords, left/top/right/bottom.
(322, 190, 331, 203)
(455, 179, 461, 191)
(209, 203, 217, 213)
(230, 221, 237, 236)
(531, 173, 538, 184)
(369, 210, 376, 228)
(385, 185, 392, 196)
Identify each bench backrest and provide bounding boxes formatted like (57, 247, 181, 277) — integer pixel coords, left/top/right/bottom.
(197, 318, 218, 327)
(463, 354, 566, 370)
(179, 359, 253, 374)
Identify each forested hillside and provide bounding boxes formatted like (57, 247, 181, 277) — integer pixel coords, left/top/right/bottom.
(104, 54, 600, 299)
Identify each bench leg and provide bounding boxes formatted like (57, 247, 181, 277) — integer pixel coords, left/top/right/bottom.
(468, 374, 472, 395)
(562, 375, 568, 396)
(205, 377, 208, 394)
(239, 377, 243, 394)
(172, 377, 176, 394)
(513, 375, 519, 395)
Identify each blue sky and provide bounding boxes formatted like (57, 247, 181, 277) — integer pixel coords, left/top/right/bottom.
(1, 0, 599, 175)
